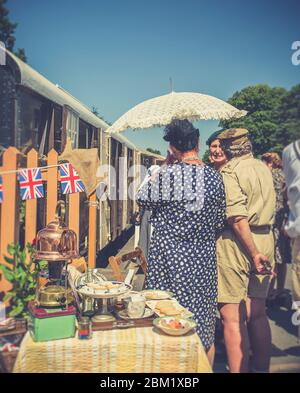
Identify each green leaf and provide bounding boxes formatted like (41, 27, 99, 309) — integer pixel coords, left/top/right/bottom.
(27, 275, 34, 283)
(3, 293, 13, 301)
(9, 304, 24, 317)
(20, 249, 27, 264)
(39, 261, 48, 270)
(3, 255, 15, 265)
(24, 294, 35, 302)
(7, 243, 16, 256)
(0, 265, 15, 281)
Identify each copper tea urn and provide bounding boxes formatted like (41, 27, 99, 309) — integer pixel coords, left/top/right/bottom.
(34, 200, 79, 261)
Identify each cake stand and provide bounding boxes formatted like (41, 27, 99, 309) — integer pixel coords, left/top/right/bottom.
(75, 280, 132, 322)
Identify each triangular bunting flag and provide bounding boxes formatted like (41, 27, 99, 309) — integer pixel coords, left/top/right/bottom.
(18, 168, 44, 200)
(59, 163, 85, 194)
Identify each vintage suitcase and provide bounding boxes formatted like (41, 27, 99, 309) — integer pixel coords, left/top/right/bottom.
(28, 301, 76, 342)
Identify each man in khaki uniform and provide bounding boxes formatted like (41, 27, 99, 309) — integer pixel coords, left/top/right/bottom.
(217, 128, 276, 373)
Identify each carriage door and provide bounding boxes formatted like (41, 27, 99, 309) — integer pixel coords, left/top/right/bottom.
(110, 139, 123, 241)
(127, 148, 134, 224)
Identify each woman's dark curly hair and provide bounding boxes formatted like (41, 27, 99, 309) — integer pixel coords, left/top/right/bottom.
(163, 119, 199, 152)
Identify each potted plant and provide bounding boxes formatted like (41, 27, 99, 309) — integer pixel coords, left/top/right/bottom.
(0, 243, 47, 318)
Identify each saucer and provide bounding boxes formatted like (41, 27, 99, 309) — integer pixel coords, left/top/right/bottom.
(118, 308, 154, 320)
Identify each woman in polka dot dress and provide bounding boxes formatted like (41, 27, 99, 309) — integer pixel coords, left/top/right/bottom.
(137, 120, 225, 363)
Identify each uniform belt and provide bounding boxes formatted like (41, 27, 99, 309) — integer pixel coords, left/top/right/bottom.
(223, 224, 271, 233)
(249, 225, 271, 232)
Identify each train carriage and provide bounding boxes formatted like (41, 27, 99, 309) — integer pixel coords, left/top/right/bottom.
(0, 49, 165, 261)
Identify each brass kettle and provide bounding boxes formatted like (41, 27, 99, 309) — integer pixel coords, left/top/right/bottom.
(37, 285, 74, 307)
(34, 200, 79, 261)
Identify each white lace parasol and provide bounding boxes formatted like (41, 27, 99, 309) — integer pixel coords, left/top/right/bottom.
(107, 91, 247, 133)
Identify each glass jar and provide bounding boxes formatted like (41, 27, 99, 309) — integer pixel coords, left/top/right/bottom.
(78, 316, 92, 340)
(86, 268, 93, 283)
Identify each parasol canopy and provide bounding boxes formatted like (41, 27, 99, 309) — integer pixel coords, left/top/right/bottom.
(107, 91, 247, 133)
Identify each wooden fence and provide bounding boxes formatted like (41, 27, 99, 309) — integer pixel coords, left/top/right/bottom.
(0, 147, 97, 293)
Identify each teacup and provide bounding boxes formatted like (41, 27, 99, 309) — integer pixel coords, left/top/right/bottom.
(125, 294, 146, 318)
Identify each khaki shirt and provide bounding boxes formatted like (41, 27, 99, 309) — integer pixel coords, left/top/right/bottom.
(220, 154, 276, 226)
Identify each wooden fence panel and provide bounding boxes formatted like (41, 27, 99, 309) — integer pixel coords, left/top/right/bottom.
(0, 147, 100, 293)
(25, 149, 38, 258)
(68, 193, 80, 249)
(46, 149, 58, 224)
(0, 147, 19, 292)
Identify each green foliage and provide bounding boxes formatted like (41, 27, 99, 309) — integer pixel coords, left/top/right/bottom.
(0, 243, 47, 318)
(219, 84, 300, 156)
(14, 47, 27, 62)
(0, 0, 27, 61)
(0, 0, 16, 51)
(91, 106, 112, 126)
(146, 147, 162, 156)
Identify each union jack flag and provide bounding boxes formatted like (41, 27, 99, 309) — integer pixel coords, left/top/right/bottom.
(59, 163, 85, 194)
(0, 176, 3, 203)
(18, 168, 44, 200)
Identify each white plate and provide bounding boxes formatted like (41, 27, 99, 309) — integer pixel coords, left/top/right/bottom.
(118, 308, 155, 320)
(141, 289, 173, 300)
(153, 316, 196, 336)
(76, 281, 132, 299)
(146, 299, 194, 319)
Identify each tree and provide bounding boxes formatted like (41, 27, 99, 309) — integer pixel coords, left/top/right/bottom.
(219, 84, 289, 156)
(0, 0, 26, 61)
(274, 84, 300, 150)
(91, 106, 112, 126)
(146, 147, 161, 155)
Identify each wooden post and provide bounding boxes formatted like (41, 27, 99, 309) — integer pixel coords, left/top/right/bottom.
(25, 149, 38, 255)
(88, 192, 97, 268)
(68, 193, 80, 249)
(46, 149, 58, 223)
(0, 147, 19, 292)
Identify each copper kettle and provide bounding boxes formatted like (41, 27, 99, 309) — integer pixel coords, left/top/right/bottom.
(34, 200, 79, 261)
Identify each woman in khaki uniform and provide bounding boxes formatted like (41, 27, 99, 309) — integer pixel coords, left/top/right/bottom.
(216, 128, 276, 373)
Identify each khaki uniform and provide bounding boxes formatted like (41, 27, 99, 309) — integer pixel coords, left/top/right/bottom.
(217, 153, 276, 303)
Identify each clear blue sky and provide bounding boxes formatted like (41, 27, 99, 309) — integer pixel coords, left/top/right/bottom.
(8, 0, 300, 155)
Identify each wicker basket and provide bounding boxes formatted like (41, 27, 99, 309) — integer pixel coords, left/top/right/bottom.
(0, 319, 27, 373)
(0, 350, 19, 373)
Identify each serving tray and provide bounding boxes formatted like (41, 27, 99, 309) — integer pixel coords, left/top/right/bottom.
(92, 311, 155, 331)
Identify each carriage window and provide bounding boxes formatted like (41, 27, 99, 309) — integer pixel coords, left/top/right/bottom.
(66, 108, 79, 148)
(16, 89, 50, 153)
(0, 66, 16, 150)
(54, 106, 63, 152)
(78, 120, 98, 149)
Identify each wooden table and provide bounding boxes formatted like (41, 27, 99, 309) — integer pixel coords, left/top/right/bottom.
(13, 327, 212, 373)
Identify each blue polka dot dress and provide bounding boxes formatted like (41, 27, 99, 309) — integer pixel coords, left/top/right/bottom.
(137, 162, 225, 351)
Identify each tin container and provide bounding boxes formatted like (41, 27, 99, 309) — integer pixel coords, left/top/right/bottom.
(28, 301, 76, 342)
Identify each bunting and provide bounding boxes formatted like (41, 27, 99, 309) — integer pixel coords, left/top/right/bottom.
(59, 163, 85, 194)
(18, 168, 44, 200)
